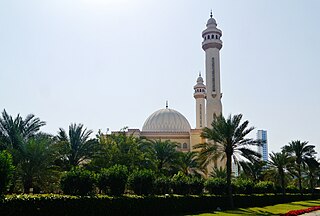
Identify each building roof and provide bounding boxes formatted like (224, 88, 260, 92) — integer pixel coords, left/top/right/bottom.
(142, 107, 191, 133)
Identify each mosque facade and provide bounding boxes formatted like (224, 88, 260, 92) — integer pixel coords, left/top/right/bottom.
(119, 13, 223, 155)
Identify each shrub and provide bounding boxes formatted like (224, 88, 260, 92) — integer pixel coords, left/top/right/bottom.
(98, 165, 128, 196)
(0, 151, 14, 195)
(286, 185, 299, 194)
(128, 169, 155, 195)
(189, 177, 204, 195)
(171, 172, 190, 195)
(60, 168, 96, 195)
(233, 178, 254, 194)
(254, 181, 275, 194)
(204, 178, 226, 195)
(154, 176, 171, 195)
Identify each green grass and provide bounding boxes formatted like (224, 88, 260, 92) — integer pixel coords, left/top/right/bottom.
(191, 199, 320, 215)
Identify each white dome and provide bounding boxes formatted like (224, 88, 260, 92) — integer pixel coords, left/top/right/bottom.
(142, 108, 191, 132)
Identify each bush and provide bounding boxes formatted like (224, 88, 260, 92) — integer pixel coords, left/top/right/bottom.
(60, 168, 96, 195)
(286, 185, 299, 194)
(204, 178, 226, 195)
(154, 176, 171, 195)
(171, 172, 190, 195)
(233, 178, 254, 194)
(128, 169, 155, 195)
(254, 181, 275, 194)
(0, 151, 14, 195)
(98, 165, 128, 196)
(188, 177, 204, 195)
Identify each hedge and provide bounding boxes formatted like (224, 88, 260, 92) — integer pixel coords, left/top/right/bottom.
(1, 194, 320, 216)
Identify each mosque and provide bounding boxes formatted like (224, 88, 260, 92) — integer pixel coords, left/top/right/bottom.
(119, 13, 223, 155)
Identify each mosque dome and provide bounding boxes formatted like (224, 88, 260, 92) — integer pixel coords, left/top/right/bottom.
(207, 17, 217, 26)
(142, 107, 191, 133)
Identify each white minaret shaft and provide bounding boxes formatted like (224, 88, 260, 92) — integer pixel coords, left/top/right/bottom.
(202, 12, 223, 127)
(194, 73, 206, 129)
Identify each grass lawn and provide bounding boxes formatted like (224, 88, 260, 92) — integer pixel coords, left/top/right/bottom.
(191, 199, 320, 215)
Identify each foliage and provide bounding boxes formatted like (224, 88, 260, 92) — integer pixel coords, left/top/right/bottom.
(60, 168, 96, 195)
(0, 151, 15, 195)
(266, 151, 294, 196)
(188, 176, 204, 195)
(210, 167, 227, 179)
(17, 134, 61, 193)
(177, 151, 203, 176)
(150, 139, 180, 175)
(2, 194, 319, 216)
(194, 114, 261, 208)
(171, 172, 190, 195)
(57, 123, 98, 169)
(205, 178, 227, 195)
(282, 140, 316, 194)
(254, 181, 275, 194)
(89, 131, 156, 172)
(239, 160, 267, 182)
(97, 165, 128, 196)
(233, 178, 254, 194)
(0, 109, 46, 151)
(154, 176, 171, 195)
(128, 169, 155, 195)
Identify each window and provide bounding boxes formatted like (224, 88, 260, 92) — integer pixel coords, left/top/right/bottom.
(216, 35, 218, 39)
(183, 143, 188, 149)
(212, 57, 215, 91)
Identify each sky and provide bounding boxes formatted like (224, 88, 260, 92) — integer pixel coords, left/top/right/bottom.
(0, 0, 319, 155)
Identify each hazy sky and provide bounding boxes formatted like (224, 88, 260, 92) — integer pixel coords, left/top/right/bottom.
(1, 0, 319, 154)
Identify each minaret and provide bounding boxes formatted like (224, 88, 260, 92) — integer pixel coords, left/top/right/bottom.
(202, 12, 223, 127)
(194, 72, 206, 129)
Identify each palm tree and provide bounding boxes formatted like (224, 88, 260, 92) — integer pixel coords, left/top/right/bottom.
(194, 114, 261, 209)
(209, 167, 227, 179)
(0, 109, 45, 151)
(282, 140, 316, 194)
(0, 110, 45, 192)
(239, 160, 267, 182)
(305, 157, 320, 195)
(18, 133, 60, 193)
(57, 123, 98, 170)
(151, 139, 180, 174)
(267, 151, 293, 196)
(178, 151, 203, 176)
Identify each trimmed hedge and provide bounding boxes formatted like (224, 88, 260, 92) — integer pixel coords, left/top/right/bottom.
(1, 194, 319, 216)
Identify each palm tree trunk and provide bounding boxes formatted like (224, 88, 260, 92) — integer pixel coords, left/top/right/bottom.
(280, 169, 286, 196)
(298, 164, 303, 195)
(226, 153, 234, 209)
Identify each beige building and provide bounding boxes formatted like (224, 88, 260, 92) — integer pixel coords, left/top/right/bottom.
(114, 13, 223, 162)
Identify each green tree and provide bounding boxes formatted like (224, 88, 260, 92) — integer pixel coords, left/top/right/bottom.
(0, 151, 15, 195)
(304, 157, 320, 195)
(239, 160, 267, 182)
(90, 130, 156, 172)
(57, 123, 98, 170)
(194, 114, 261, 209)
(150, 140, 180, 175)
(209, 167, 227, 179)
(266, 151, 293, 196)
(0, 110, 45, 192)
(18, 134, 60, 193)
(177, 151, 203, 176)
(282, 140, 316, 195)
(0, 109, 45, 151)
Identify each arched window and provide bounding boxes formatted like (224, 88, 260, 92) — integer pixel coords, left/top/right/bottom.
(211, 35, 214, 39)
(216, 35, 218, 39)
(204, 36, 206, 40)
(183, 143, 188, 149)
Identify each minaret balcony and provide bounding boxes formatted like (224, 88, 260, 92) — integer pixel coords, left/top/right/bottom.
(202, 40, 223, 50)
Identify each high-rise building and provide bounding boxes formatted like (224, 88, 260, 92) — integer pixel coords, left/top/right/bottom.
(257, 130, 268, 161)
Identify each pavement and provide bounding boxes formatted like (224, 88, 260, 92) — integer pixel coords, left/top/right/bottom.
(301, 210, 320, 216)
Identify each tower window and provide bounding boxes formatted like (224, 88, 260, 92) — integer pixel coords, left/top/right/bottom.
(211, 35, 214, 39)
(216, 35, 218, 39)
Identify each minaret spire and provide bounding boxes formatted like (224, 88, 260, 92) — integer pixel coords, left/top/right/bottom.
(210, 10, 213, 18)
(166, 100, 168, 109)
